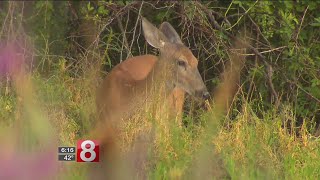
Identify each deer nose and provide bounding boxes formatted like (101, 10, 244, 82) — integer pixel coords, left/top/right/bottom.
(195, 90, 210, 100)
(202, 92, 210, 100)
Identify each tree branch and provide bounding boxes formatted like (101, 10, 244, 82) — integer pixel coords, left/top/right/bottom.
(194, 2, 279, 107)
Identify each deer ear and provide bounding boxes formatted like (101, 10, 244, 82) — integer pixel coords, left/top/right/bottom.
(159, 22, 183, 45)
(141, 17, 168, 49)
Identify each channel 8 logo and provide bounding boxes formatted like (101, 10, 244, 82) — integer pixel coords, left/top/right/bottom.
(76, 140, 99, 162)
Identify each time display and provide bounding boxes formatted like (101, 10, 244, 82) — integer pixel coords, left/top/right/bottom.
(58, 147, 75, 153)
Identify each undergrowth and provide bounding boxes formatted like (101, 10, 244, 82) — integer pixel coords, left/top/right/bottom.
(2, 68, 317, 179)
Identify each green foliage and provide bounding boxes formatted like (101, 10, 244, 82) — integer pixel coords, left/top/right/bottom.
(27, 2, 69, 54)
(0, 91, 16, 126)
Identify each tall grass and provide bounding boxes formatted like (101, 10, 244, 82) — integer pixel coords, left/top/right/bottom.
(23, 52, 319, 180)
(53, 68, 318, 179)
(1, 42, 319, 179)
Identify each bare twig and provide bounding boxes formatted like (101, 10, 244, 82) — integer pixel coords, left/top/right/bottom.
(128, 1, 143, 59)
(295, 5, 309, 44)
(246, 12, 272, 48)
(92, 1, 141, 50)
(239, 46, 287, 56)
(194, 1, 280, 107)
(117, 15, 130, 61)
(288, 79, 320, 104)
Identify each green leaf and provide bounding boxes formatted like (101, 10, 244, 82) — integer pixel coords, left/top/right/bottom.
(87, 2, 94, 12)
(311, 78, 320, 87)
(98, 6, 108, 15)
(308, 1, 318, 11)
(311, 17, 320, 27)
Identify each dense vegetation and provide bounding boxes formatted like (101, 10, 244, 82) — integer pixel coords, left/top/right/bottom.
(0, 1, 319, 179)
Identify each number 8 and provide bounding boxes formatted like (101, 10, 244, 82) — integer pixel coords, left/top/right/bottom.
(80, 140, 96, 162)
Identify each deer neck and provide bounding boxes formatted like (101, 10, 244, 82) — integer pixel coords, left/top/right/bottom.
(126, 55, 175, 118)
(144, 55, 175, 98)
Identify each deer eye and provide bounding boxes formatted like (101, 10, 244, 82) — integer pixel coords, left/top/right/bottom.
(177, 60, 186, 67)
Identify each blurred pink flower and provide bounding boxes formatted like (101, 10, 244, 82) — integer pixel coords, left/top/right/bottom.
(0, 146, 59, 180)
(0, 41, 59, 179)
(0, 42, 25, 77)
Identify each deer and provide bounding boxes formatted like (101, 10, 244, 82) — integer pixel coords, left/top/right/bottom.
(91, 17, 210, 179)
(96, 17, 209, 124)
